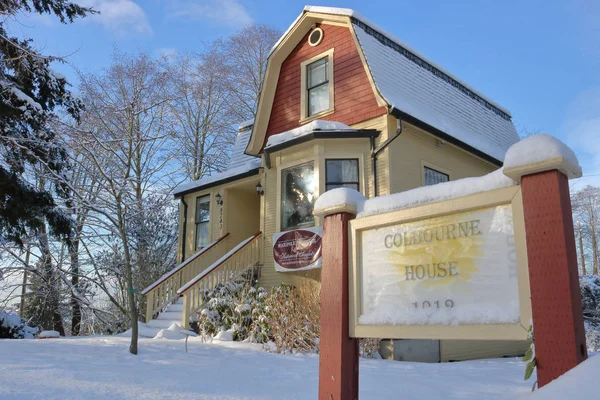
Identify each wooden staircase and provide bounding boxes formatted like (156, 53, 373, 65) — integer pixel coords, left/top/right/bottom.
(142, 232, 262, 333)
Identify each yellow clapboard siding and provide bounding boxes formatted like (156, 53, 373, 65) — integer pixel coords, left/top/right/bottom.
(388, 121, 497, 193)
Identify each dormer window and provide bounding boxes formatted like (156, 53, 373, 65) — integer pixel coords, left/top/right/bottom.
(300, 49, 334, 122)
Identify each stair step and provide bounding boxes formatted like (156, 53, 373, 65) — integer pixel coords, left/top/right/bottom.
(146, 318, 180, 329)
(167, 304, 184, 312)
(157, 311, 182, 321)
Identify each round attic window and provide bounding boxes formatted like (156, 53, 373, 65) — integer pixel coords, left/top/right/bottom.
(308, 27, 324, 47)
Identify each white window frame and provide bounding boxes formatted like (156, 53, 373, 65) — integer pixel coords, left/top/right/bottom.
(194, 194, 211, 250)
(300, 48, 335, 123)
(421, 161, 452, 186)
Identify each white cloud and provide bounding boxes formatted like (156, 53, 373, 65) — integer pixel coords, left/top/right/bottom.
(165, 0, 252, 27)
(78, 0, 152, 37)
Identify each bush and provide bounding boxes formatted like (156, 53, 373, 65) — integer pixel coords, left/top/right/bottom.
(194, 278, 270, 343)
(0, 310, 37, 339)
(264, 281, 321, 354)
(580, 275, 600, 352)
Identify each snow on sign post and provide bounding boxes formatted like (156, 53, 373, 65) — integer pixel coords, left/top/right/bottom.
(348, 185, 532, 340)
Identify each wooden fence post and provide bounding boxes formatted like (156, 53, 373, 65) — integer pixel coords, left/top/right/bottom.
(318, 211, 359, 400)
(505, 160, 587, 387)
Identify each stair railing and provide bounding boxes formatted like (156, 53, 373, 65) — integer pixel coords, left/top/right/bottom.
(177, 231, 262, 328)
(142, 233, 230, 322)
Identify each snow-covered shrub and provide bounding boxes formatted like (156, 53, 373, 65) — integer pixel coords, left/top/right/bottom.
(580, 275, 600, 352)
(264, 281, 320, 354)
(194, 274, 270, 342)
(0, 310, 37, 339)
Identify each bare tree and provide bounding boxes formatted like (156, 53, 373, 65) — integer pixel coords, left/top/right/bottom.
(71, 51, 177, 354)
(573, 185, 600, 275)
(217, 24, 281, 121)
(167, 50, 236, 180)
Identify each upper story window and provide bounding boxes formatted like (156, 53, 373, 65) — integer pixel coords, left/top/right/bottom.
(424, 166, 449, 186)
(326, 159, 359, 192)
(281, 162, 315, 230)
(300, 49, 334, 122)
(195, 195, 210, 249)
(307, 57, 329, 116)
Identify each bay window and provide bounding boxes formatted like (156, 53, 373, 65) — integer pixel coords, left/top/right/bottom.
(326, 159, 359, 192)
(281, 162, 315, 230)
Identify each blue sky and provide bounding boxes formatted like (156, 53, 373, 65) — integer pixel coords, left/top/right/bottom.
(10, 0, 600, 186)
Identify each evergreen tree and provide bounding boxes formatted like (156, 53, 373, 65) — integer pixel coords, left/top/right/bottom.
(0, 1, 94, 246)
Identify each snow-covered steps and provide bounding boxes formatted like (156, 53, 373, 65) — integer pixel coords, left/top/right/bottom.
(140, 297, 184, 338)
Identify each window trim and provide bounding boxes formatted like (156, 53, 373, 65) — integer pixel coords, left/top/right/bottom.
(194, 194, 211, 250)
(300, 48, 334, 123)
(421, 161, 452, 186)
(325, 158, 360, 192)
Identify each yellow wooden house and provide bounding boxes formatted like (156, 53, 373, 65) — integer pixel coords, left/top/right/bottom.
(143, 6, 529, 362)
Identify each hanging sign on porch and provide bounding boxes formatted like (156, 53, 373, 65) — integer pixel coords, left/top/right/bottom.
(273, 226, 322, 272)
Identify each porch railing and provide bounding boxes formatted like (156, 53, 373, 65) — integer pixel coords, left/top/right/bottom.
(142, 233, 230, 323)
(177, 231, 262, 328)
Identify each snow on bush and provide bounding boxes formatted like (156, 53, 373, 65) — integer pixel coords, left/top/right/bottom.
(580, 275, 600, 352)
(0, 310, 37, 339)
(194, 274, 270, 343)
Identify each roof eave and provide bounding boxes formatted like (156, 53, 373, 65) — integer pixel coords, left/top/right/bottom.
(173, 168, 261, 199)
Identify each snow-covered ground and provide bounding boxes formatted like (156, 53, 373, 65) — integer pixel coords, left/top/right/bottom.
(0, 336, 537, 400)
(0, 336, 596, 399)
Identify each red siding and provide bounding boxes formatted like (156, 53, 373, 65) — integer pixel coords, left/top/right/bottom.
(264, 24, 386, 148)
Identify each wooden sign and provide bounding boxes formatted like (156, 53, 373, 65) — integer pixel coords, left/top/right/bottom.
(348, 186, 532, 340)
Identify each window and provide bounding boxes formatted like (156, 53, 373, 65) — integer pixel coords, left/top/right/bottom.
(424, 166, 449, 186)
(307, 57, 329, 117)
(281, 162, 315, 230)
(326, 159, 359, 192)
(195, 195, 210, 249)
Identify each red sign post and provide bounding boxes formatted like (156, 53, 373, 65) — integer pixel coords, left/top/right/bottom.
(318, 211, 359, 400)
(516, 168, 588, 386)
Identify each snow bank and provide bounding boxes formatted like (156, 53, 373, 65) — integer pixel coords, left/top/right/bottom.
(314, 169, 515, 218)
(265, 120, 352, 148)
(39, 330, 60, 339)
(504, 134, 581, 178)
(214, 329, 234, 341)
(153, 323, 185, 340)
(523, 354, 599, 399)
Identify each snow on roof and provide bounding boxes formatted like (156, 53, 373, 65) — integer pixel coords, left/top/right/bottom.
(275, 6, 519, 162)
(228, 126, 259, 170)
(173, 159, 261, 196)
(238, 119, 254, 131)
(266, 120, 353, 148)
(353, 23, 519, 161)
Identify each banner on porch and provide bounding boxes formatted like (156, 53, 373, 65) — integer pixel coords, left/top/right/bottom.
(273, 227, 322, 272)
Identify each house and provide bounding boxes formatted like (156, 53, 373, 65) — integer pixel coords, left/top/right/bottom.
(143, 6, 529, 362)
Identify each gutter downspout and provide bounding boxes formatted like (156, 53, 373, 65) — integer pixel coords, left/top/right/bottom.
(180, 197, 188, 263)
(371, 116, 403, 197)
